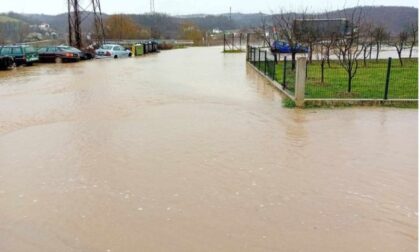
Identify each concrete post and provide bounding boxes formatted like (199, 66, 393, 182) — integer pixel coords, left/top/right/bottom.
(295, 57, 306, 108)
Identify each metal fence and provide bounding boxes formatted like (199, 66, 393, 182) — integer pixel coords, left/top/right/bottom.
(305, 57, 418, 99)
(247, 45, 418, 101)
(247, 46, 295, 95)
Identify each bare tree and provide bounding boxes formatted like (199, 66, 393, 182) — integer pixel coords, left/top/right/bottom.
(335, 7, 365, 93)
(303, 20, 318, 64)
(408, 22, 418, 59)
(390, 31, 409, 66)
(372, 25, 389, 61)
(0, 25, 5, 44)
(272, 10, 308, 70)
(359, 21, 374, 67)
(320, 11, 339, 67)
(259, 13, 272, 48)
(16, 23, 29, 43)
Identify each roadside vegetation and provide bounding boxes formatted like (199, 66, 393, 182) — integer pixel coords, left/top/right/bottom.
(223, 49, 245, 53)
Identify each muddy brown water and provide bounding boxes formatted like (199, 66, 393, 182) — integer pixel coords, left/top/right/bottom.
(0, 47, 417, 252)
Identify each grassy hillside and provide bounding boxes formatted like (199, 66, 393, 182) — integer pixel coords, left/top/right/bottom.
(0, 15, 22, 23)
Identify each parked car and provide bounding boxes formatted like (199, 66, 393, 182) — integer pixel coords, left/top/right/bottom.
(0, 56, 15, 70)
(0, 45, 39, 66)
(38, 46, 80, 63)
(58, 45, 94, 60)
(271, 40, 308, 54)
(95, 44, 132, 59)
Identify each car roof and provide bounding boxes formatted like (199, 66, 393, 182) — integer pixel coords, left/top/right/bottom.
(3, 45, 31, 48)
(38, 46, 60, 49)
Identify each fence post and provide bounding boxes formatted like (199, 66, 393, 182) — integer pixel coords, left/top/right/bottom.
(223, 33, 226, 52)
(250, 46, 252, 62)
(258, 49, 261, 69)
(321, 59, 325, 84)
(295, 57, 307, 108)
(246, 46, 248, 61)
(232, 33, 235, 50)
(282, 56, 287, 88)
(384, 57, 392, 100)
(273, 54, 277, 80)
(264, 51, 267, 74)
(253, 48, 256, 64)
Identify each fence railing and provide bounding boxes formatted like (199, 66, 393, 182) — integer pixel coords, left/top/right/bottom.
(305, 57, 418, 99)
(247, 46, 295, 95)
(247, 45, 418, 102)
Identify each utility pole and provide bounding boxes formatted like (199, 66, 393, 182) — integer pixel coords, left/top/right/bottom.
(67, 0, 73, 46)
(150, 0, 155, 13)
(92, 0, 106, 46)
(67, 0, 106, 49)
(73, 0, 82, 49)
(67, 0, 82, 49)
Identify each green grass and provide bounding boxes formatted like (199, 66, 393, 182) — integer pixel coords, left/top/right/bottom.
(282, 97, 296, 108)
(273, 59, 418, 99)
(223, 49, 245, 53)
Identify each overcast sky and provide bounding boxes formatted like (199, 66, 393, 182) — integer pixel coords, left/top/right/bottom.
(0, 0, 417, 15)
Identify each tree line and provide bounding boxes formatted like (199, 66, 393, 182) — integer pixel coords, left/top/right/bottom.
(102, 14, 205, 45)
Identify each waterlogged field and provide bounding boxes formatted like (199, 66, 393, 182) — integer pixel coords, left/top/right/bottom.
(0, 47, 417, 252)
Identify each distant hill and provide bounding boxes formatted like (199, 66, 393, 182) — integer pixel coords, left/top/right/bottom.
(0, 15, 23, 23)
(313, 6, 418, 35)
(0, 6, 418, 39)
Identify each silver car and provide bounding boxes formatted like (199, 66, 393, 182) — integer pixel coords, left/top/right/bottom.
(95, 44, 132, 59)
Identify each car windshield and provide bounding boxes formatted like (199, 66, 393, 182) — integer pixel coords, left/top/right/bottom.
(101, 45, 113, 50)
(59, 46, 81, 53)
(12, 48, 23, 54)
(24, 47, 36, 53)
(59, 48, 73, 52)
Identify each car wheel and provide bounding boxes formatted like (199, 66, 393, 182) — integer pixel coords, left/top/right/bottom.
(128, 53, 132, 57)
(114, 55, 118, 59)
(55, 57, 62, 64)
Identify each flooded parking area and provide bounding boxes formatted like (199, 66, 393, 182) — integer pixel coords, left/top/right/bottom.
(0, 47, 417, 251)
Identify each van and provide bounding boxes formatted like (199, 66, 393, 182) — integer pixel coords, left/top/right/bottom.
(0, 45, 39, 66)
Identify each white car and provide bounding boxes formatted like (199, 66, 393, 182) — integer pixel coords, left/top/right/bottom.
(95, 44, 132, 59)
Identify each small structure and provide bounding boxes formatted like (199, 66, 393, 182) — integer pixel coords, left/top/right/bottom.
(132, 44, 144, 56)
(39, 23, 50, 31)
(293, 19, 352, 41)
(223, 32, 245, 53)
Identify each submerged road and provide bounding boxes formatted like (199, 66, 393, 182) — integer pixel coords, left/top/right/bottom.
(0, 47, 417, 252)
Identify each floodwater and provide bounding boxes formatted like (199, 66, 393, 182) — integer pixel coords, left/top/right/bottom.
(0, 47, 417, 252)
